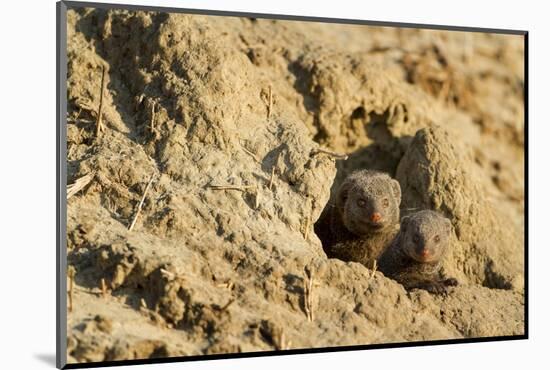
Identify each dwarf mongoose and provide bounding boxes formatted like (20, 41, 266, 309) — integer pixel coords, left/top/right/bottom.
(324, 170, 402, 266)
(378, 210, 458, 294)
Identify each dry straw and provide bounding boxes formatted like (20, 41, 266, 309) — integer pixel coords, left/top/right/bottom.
(302, 213, 311, 241)
(160, 268, 186, 282)
(128, 173, 155, 231)
(241, 145, 260, 162)
(208, 184, 256, 192)
(303, 265, 315, 322)
(255, 186, 261, 209)
(217, 280, 235, 290)
(67, 266, 76, 313)
(67, 172, 94, 199)
(311, 147, 348, 160)
(268, 167, 276, 191)
(140, 298, 148, 309)
(100, 278, 108, 298)
(219, 298, 235, 312)
(302, 199, 314, 241)
(149, 100, 156, 134)
(95, 65, 106, 137)
(160, 268, 176, 280)
(275, 329, 291, 350)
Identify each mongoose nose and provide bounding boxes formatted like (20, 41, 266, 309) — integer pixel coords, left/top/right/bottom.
(420, 249, 430, 258)
(370, 212, 382, 223)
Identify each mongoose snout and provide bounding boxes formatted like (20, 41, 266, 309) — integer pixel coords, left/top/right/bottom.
(419, 248, 430, 259)
(370, 212, 382, 223)
(408, 234, 436, 262)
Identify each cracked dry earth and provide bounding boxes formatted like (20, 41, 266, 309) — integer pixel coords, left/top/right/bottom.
(65, 7, 525, 364)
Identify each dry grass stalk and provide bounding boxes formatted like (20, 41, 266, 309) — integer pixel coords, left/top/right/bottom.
(208, 184, 256, 191)
(304, 265, 315, 322)
(219, 298, 235, 312)
(100, 278, 108, 298)
(302, 199, 315, 240)
(128, 173, 155, 231)
(302, 213, 311, 241)
(67, 266, 76, 313)
(95, 65, 106, 137)
(160, 268, 176, 280)
(160, 268, 186, 282)
(140, 298, 148, 309)
(74, 108, 83, 122)
(311, 147, 348, 160)
(370, 260, 378, 280)
(149, 100, 156, 134)
(255, 186, 261, 209)
(269, 167, 276, 191)
(275, 329, 291, 351)
(267, 85, 273, 119)
(67, 172, 94, 199)
(241, 146, 260, 162)
(217, 280, 235, 290)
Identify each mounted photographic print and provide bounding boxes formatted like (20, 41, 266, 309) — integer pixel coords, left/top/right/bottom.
(56, 1, 527, 368)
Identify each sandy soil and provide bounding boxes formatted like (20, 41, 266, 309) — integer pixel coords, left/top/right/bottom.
(65, 7, 525, 363)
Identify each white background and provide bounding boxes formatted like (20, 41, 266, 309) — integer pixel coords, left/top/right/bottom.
(0, 0, 545, 368)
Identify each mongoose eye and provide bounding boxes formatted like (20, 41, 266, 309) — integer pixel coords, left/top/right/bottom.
(382, 198, 389, 208)
(413, 234, 421, 244)
(434, 235, 440, 243)
(357, 199, 367, 207)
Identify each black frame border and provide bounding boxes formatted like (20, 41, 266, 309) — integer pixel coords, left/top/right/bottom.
(56, 1, 529, 369)
(57, 1, 68, 368)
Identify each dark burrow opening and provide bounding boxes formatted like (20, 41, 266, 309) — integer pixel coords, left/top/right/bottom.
(313, 145, 401, 254)
(312, 105, 413, 255)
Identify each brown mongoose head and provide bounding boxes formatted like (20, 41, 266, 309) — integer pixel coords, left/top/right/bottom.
(399, 210, 452, 263)
(336, 170, 401, 236)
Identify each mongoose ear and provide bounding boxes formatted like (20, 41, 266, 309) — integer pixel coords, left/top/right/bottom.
(391, 179, 402, 204)
(400, 216, 410, 231)
(336, 180, 353, 209)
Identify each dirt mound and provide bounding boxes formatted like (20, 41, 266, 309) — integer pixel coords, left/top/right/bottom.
(396, 126, 523, 290)
(65, 7, 524, 364)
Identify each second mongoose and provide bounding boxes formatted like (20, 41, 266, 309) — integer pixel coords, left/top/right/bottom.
(378, 210, 458, 294)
